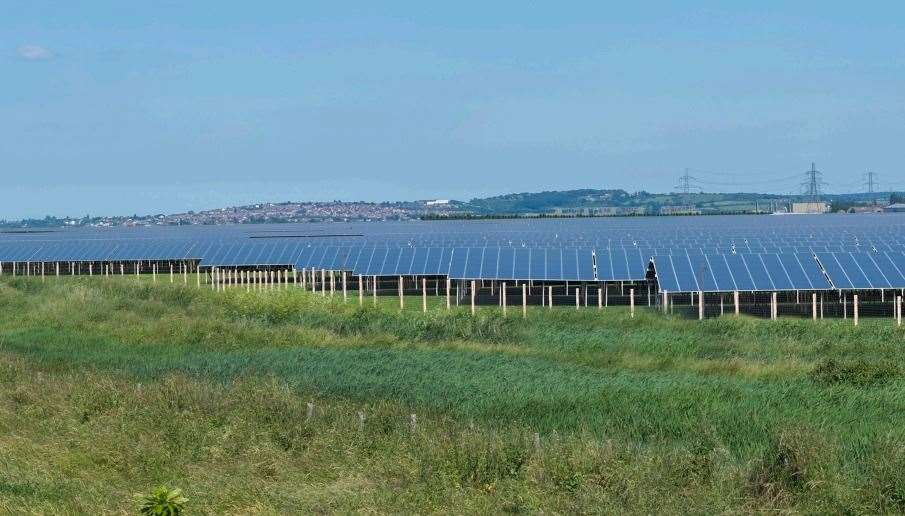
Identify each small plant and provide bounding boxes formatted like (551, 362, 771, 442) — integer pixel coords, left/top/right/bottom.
(136, 486, 188, 515)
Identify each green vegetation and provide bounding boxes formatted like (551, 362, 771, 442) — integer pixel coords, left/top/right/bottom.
(1, 277, 904, 513)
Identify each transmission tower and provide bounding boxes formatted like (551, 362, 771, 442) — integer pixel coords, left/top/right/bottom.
(863, 171, 879, 193)
(675, 168, 697, 195)
(801, 162, 825, 202)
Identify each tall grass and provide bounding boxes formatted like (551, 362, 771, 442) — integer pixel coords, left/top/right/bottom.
(0, 277, 904, 512)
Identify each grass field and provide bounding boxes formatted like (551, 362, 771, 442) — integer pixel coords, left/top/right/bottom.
(1, 277, 904, 513)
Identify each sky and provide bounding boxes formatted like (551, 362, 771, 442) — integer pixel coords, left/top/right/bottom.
(2, 1, 905, 219)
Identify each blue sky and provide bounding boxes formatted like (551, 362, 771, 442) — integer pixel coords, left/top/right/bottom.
(3, 2, 905, 219)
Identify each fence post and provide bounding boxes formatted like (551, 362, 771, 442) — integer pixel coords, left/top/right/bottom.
(422, 278, 427, 313)
(630, 288, 635, 318)
(854, 294, 859, 326)
(399, 276, 404, 310)
(771, 292, 778, 320)
(502, 282, 507, 316)
(373, 276, 378, 306)
(812, 292, 817, 321)
(698, 291, 704, 320)
(548, 286, 553, 309)
(598, 286, 603, 310)
(446, 278, 451, 310)
(522, 283, 527, 318)
(733, 290, 739, 315)
(343, 272, 348, 302)
(470, 280, 476, 315)
(575, 287, 579, 310)
(896, 296, 902, 326)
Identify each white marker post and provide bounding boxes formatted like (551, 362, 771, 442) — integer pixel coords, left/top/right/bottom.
(853, 294, 859, 326)
(522, 283, 527, 319)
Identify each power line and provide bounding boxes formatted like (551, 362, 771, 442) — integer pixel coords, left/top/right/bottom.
(863, 171, 879, 194)
(674, 168, 699, 196)
(801, 162, 826, 202)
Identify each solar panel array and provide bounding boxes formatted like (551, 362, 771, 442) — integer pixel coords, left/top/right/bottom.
(4, 214, 905, 292)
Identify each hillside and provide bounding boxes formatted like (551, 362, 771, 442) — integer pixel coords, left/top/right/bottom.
(1, 277, 904, 512)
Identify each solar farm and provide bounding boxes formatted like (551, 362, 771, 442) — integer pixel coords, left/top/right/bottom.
(3, 213, 905, 320)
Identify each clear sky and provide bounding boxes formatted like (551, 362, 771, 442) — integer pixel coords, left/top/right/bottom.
(3, 1, 904, 219)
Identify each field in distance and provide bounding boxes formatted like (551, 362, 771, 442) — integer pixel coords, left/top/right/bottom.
(0, 277, 904, 513)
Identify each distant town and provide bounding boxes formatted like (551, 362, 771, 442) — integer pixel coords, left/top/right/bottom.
(3, 189, 904, 228)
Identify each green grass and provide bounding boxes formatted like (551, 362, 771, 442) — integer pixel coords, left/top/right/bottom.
(1, 277, 904, 513)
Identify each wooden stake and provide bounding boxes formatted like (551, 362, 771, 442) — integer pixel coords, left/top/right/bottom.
(522, 283, 527, 318)
(853, 294, 859, 326)
(896, 296, 902, 326)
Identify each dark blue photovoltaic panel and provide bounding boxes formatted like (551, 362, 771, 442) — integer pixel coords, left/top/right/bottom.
(761, 254, 794, 291)
(724, 254, 755, 291)
(875, 252, 905, 287)
(410, 247, 428, 275)
(688, 252, 719, 292)
(447, 248, 468, 278)
(529, 248, 546, 280)
(561, 249, 579, 281)
(611, 249, 630, 280)
(776, 253, 810, 289)
(852, 252, 890, 288)
(513, 249, 531, 278)
(307, 246, 328, 269)
(832, 253, 871, 289)
(743, 254, 775, 290)
(423, 247, 442, 275)
(318, 246, 342, 271)
(795, 253, 832, 289)
(497, 248, 515, 280)
(653, 256, 678, 292)
(705, 254, 737, 291)
(546, 248, 563, 280)
(816, 253, 852, 289)
(362, 248, 385, 275)
(396, 247, 415, 275)
(380, 248, 402, 276)
(627, 248, 648, 280)
(669, 253, 700, 292)
(481, 247, 499, 279)
(462, 247, 484, 279)
(688, 253, 718, 291)
(595, 249, 613, 281)
(577, 249, 595, 280)
(436, 247, 453, 276)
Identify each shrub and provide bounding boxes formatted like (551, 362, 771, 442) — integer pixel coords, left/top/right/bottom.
(136, 486, 188, 516)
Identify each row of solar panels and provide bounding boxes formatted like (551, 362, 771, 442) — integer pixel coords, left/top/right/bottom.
(653, 251, 905, 292)
(5, 238, 905, 262)
(5, 239, 905, 291)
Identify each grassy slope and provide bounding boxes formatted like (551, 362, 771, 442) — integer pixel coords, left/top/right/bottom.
(0, 278, 904, 513)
